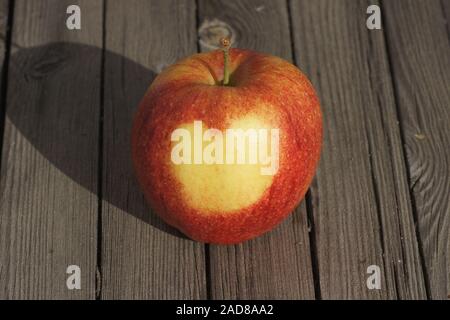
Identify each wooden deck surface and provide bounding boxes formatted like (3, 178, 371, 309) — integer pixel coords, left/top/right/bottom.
(0, 0, 448, 300)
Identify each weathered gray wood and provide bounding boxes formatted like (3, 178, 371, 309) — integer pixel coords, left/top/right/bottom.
(442, 0, 450, 32)
(101, 0, 207, 299)
(383, 0, 450, 300)
(0, 0, 6, 62)
(290, 0, 428, 299)
(198, 0, 315, 299)
(0, 0, 8, 149)
(0, 0, 102, 299)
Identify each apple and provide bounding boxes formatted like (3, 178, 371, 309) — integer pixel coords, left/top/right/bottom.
(132, 38, 322, 244)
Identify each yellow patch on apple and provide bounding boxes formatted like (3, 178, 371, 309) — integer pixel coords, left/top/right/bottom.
(170, 115, 279, 213)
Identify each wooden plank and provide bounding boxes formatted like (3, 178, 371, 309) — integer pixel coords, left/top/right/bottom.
(442, 0, 450, 30)
(290, 0, 428, 299)
(0, 0, 102, 299)
(0, 0, 8, 157)
(382, 0, 450, 300)
(198, 0, 316, 299)
(101, 0, 207, 299)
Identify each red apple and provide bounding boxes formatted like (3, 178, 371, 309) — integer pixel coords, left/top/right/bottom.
(132, 40, 322, 244)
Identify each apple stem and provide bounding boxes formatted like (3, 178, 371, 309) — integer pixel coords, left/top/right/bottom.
(220, 37, 231, 86)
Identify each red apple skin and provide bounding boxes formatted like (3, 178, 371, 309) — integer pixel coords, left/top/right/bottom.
(132, 48, 322, 244)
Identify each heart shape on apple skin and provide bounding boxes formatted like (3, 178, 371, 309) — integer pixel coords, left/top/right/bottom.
(132, 47, 322, 244)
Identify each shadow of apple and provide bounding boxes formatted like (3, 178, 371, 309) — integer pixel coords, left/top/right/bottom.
(6, 42, 186, 238)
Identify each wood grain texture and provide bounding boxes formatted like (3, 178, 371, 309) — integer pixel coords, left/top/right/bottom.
(0, 0, 6, 66)
(0, 0, 102, 299)
(290, 0, 428, 299)
(0, 0, 8, 157)
(198, 0, 316, 299)
(442, 0, 450, 33)
(101, 0, 207, 299)
(382, 0, 450, 300)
